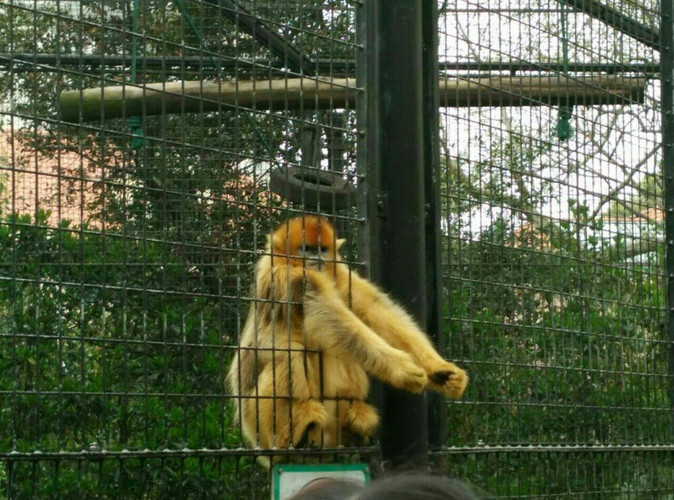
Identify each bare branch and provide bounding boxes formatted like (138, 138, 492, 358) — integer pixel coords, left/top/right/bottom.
(589, 145, 660, 220)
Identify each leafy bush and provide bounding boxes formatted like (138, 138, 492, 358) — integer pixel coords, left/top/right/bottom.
(0, 209, 253, 496)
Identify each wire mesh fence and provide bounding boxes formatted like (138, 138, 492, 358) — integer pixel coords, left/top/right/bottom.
(0, 0, 672, 498)
(1, 0, 363, 497)
(439, 0, 672, 497)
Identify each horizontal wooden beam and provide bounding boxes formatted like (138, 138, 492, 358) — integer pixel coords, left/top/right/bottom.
(442, 75, 646, 107)
(59, 76, 646, 123)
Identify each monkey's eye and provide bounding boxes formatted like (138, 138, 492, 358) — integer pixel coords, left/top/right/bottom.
(301, 244, 317, 254)
(299, 244, 329, 255)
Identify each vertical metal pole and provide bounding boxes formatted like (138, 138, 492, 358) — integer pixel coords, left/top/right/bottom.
(661, 0, 674, 434)
(364, 0, 428, 466)
(422, 0, 447, 460)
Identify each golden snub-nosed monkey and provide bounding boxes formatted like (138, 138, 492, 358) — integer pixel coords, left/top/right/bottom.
(227, 216, 467, 463)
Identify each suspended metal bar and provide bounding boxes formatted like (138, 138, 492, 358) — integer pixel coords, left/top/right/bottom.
(558, 0, 659, 50)
(209, 0, 314, 74)
(2, 53, 659, 76)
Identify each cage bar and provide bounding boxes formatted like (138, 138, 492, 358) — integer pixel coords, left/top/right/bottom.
(661, 0, 674, 437)
(364, 0, 429, 466)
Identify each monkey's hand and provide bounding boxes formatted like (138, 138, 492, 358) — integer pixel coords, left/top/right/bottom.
(383, 350, 428, 393)
(425, 360, 468, 399)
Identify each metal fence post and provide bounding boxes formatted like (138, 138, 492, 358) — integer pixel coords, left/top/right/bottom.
(661, 0, 674, 435)
(364, 0, 430, 466)
(422, 0, 446, 460)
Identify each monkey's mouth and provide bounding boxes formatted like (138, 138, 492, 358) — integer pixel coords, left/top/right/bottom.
(304, 259, 324, 270)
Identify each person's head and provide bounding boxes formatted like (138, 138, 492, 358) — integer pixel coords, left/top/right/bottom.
(289, 477, 364, 500)
(290, 472, 481, 500)
(357, 472, 480, 499)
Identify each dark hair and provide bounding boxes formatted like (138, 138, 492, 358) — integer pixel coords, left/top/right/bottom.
(290, 472, 481, 500)
(358, 473, 480, 500)
(289, 478, 364, 500)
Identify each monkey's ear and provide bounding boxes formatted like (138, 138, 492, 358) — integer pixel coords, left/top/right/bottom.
(336, 238, 346, 250)
(266, 233, 283, 251)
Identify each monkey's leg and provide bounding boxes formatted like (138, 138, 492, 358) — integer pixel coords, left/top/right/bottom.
(339, 400, 379, 444)
(242, 396, 328, 469)
(251, 351, 330, 450)
(244, 394, 328, 450)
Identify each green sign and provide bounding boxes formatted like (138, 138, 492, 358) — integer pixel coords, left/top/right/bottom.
(272, 463, 370, 500)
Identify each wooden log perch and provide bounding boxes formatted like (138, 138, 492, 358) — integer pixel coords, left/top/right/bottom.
(59, 76, 647, 123)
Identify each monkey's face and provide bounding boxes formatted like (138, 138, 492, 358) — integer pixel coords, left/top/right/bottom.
(297, 243, 333, 271)
(269, 216, 342, 273)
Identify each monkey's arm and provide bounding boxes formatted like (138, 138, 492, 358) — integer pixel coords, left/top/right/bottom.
(338, 266, 468, 399)
(269, 265, 428, 394)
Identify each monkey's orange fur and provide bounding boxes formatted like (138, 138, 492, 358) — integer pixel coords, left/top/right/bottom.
(227, 216, 467, 463)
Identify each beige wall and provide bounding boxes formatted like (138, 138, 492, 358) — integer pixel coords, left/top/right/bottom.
(0, 128, 102, 227)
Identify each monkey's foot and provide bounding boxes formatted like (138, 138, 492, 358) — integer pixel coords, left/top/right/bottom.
(342, 401, 380, 440)
(426, 360, 468, 399)
(292, 399, 328, 447)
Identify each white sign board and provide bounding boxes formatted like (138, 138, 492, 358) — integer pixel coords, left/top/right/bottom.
(271, 463, 370, 500)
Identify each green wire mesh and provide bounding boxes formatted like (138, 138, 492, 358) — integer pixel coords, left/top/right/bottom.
(0, 0, 671, 497)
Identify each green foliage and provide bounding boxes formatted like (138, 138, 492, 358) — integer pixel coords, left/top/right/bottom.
(0, 208, 254, 496)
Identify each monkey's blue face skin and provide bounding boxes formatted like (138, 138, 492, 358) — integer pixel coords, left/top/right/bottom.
(298, 244, 332, 270)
